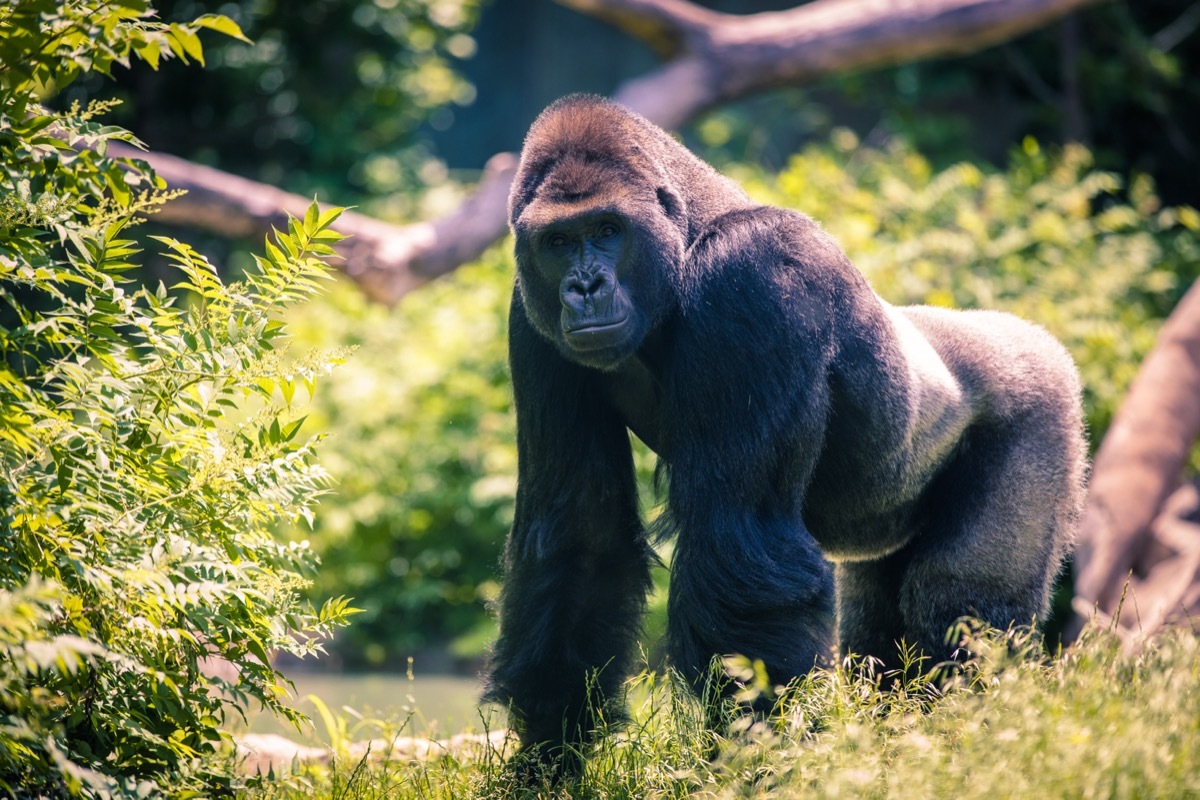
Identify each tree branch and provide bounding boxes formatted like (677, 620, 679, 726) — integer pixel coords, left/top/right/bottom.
(137, 0, 1102, 303)
(118, 142, 516, 304)
(608, 0, 1101, 124)
(554, 0, 719, 59)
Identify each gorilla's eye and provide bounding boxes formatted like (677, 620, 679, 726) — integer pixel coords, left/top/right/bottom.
(597, 223, 619, 239)
(547, 233, 568, 248)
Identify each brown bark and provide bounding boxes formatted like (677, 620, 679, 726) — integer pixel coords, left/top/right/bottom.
(592, 0, 1102, 128)
(114, 141, 518, 303)
(1070, 279, 1200, 642)
(135, 0, 1102, 304)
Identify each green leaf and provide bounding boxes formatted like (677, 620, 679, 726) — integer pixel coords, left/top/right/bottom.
(281, 416, 306, 441)
(315, 206, 346, 231)
(133, 38, 162, 71)
(193, 14, 253, 44)
(264, 237, 286, 268)
(170, 24, 206, 64)
(304, 199, 320, 233)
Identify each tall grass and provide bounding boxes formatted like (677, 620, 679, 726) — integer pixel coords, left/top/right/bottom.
(246, 623, 1200, 799)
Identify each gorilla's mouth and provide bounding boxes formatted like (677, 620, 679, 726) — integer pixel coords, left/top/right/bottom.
(562, 316, 630, 351)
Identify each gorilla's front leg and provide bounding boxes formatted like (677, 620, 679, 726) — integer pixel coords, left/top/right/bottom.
(666, 508, 835, 701)
(659, 261, 839, 698)
(488, 528, 652, 769)
(836, 552, 911, 674)
(484, 298, 652, 776)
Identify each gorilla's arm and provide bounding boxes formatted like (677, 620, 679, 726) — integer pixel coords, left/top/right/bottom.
(484, 291, 653, 763)
(662, 208, 841, 686)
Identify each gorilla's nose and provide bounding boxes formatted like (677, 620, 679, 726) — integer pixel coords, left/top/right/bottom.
(562, 270, 614, 316)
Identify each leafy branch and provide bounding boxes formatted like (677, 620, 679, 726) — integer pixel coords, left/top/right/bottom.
(1, 4, 358, 795)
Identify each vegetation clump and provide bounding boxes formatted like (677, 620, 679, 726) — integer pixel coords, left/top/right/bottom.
(252, 625, 1200, 800)
(1, 3, 354, 794)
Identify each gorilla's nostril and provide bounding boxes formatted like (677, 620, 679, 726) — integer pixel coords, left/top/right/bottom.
(565, 272, 609, 300)
(563, 276, 588, 298)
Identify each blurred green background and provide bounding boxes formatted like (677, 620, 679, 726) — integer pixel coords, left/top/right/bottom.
(57, 0, 1200, 669)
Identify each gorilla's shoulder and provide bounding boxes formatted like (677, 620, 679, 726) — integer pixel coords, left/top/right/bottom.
(681, 206, 859, 299)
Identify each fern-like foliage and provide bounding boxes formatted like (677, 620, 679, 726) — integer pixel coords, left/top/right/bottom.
(1, 3, 357, 796)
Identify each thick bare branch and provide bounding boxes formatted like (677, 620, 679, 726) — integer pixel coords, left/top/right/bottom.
(554, 0, 719, 58)
(141, 0, 1102, 303)
(587, 0, 1103, 127)
(1070, 279, 1200, 642)
(117, 142, 516, 304)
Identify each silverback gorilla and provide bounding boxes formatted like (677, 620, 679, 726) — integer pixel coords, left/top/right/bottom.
(484, 95, 1087, 769)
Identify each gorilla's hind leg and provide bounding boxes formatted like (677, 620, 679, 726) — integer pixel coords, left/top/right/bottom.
(836, 547, 912, 675)
(899, 417, 1082, 661)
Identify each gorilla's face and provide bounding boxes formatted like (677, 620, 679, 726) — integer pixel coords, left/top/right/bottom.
(517, 205, 676, 370)
(514, 191, 680, 370)
(510, 141, 687, 370)
(538, 210, 643, 366)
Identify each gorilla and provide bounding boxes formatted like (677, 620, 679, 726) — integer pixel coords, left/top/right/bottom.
(484, 94, 1087, 768)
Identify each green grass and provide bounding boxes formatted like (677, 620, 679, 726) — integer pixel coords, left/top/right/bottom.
(243, 624, 1200, 799)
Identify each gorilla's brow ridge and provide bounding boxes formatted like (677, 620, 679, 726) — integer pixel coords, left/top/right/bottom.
(537, 152, 641, 205)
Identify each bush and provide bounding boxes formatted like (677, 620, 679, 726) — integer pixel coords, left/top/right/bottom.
(281, 253, 517, 667)
(48, 0, 484, 208)
(1, 3, 354, 794)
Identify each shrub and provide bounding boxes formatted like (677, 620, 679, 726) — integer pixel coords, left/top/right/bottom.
(1, 2, 354, 794)
(281, 253, 517, 667)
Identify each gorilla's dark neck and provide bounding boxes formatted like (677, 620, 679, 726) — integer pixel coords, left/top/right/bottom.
(636, 324, 669, 377)
(657, 138, 754, 242)
(601, 324, 670, 456)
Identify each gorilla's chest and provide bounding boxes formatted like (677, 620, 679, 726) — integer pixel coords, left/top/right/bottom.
(601, 355, 664, 454)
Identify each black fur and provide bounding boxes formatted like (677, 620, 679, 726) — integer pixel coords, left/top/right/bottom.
(484, 95, 1087, 769)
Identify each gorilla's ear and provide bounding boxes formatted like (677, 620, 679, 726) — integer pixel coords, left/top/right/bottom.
(657, 186, 686, 221)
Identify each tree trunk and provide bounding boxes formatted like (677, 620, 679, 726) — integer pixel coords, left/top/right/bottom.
(1069, 279, 1200, 643)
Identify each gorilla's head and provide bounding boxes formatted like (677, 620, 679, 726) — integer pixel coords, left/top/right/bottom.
(509, 94, 748, 370)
